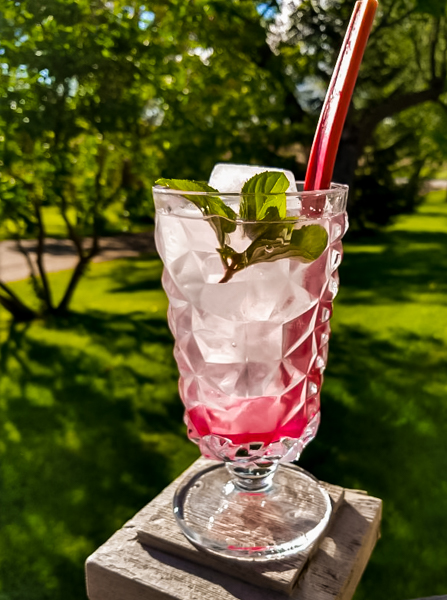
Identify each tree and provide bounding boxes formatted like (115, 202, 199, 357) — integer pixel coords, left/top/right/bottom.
(2, 0, 447, 322)
(0, 0, 167, 319)
(139, 0, 447, 226)
(0, 0, 309, 320)
(279, 0, 447, 225)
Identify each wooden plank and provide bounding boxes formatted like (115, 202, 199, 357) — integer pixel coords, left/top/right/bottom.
(136, 458, 344, 595)
(294, 489, 382, 600)
(86, 458, 382, 600)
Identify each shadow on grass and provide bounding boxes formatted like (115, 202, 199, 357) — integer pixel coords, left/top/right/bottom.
(105, 252, 164, 294)
(109, 279, 164, 294)
(0, 310, 198, 600)
(301, 325, 447, 600)
(340, 229, 447, 304)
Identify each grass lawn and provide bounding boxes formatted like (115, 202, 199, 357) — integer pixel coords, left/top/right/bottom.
(1, 191, 447, 599)
(0, 256, 199, 600)
(303, 190, 447, 598)
(0, 203, 151, 240)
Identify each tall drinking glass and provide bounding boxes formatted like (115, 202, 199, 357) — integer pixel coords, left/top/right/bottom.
(153, 182, 348, 560)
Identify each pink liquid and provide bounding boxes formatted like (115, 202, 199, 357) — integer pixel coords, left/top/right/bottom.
(186, 370, 322, 446)
(182, 306, 329, 446)
(155, 206, 347, 457)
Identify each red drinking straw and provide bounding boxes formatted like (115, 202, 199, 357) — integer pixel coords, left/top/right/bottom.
(304, 0, 378, 191)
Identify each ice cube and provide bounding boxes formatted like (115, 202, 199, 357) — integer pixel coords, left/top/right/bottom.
(209, 163, 297, 193)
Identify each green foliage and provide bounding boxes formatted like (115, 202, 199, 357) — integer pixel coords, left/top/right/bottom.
(415, 0, 445, 17)
(1, 0, 446, 239)
(0, 0, 176, 316)
(0, 0, 163, 231)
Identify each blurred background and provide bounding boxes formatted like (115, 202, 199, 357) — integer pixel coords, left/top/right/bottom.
(0, 0, 446, 598)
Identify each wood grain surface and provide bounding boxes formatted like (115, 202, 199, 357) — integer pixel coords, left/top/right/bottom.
(86, 458, 382, 600)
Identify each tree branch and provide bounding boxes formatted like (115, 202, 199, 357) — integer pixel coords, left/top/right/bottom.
(55, 255, 89, 315)
(0, 283, 36, 321)
(15, 237, 39, 281)
(87, 147, 106, 260)
(14, 236, 45, 302)
(370, 6, 417, 39)
(0, 280, 23, 303)
(430, 18, 441, 81)
(358, 84, 445, 142)
(54, 145, 108, 313)
(58, 188, 84, 257)
(34, 203, 54, 310)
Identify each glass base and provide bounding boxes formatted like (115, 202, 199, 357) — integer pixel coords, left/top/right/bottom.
(173, 462, 332, 561)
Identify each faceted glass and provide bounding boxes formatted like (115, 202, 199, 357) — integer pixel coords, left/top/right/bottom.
(153, 182, 348, 559)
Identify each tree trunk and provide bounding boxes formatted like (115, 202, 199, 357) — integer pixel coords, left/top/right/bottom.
(332, 133, 360, 190)
(332, 78, 446, 194)
(332, 124, 371, 230)
(34, 204, 54, 311)
(54, 257, 89, 316)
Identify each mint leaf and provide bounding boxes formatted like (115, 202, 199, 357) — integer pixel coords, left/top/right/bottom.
(240, 171, 289, 221)
(219, 224, 328, 282)
(245, 225, 328, 266)
(243, 207, 297, 242)
(155, 178, 232, 217)
(289, 225, 328, 261)
(156, 178, 218, 197)
(245, 224, 327, 266)
(155, 178, 237, 244)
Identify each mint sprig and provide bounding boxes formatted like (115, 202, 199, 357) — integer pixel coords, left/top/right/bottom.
(155, 178, 237, 245)
(156, 172, 328, 283)
(218, 225, 328, 283)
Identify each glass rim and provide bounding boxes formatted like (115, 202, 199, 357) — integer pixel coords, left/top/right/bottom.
(153, 181, 349, 197)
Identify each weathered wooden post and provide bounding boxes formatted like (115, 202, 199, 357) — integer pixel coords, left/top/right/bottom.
(86, 458, 382, 600)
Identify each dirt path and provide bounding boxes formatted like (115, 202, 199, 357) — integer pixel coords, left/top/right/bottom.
(0, 233, 155, 283)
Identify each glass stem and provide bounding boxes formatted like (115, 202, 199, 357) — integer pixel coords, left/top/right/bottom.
(226, 460, 279, 492)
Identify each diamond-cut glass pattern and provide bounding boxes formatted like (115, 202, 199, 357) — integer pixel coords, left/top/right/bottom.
(154, 193, 347, 464)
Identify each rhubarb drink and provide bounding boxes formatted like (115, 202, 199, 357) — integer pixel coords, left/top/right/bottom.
(153, 181, 348, 463)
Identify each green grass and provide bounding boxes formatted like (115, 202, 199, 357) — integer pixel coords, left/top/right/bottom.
(0, 203, 151, 240)
(302, 190, 447, 598)
(1, 192, 447, 599)
(0, 256, 199, 600)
